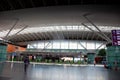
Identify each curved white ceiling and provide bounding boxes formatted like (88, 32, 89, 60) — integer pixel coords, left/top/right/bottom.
(0, 5, 120, 44)
(0, 25, 120, 38)
(0, 5, 120, 30)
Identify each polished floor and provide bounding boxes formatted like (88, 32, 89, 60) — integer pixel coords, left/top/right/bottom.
(0, 62, 120, 80)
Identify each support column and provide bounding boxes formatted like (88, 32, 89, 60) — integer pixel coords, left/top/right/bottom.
(73, 56, 74, 63)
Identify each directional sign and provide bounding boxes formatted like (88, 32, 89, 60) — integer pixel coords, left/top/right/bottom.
(112, 30, 120, 46)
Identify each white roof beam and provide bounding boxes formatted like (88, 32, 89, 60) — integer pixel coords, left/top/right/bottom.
(91, 32, 95, 40)
(4, 18, 19, 39)
(34, 32, 42, 40)
(59, 26, 65, 39)
(25, 33, 35, 41)
(82, 23, 109, 42)
(39, 32, 46, 40)
(86, 32, 90, 40)
(30, 33, 38, 40)
(83, 14, 112, 43)
(7, 25, 28, 40)
(96, 42, 107, 50)
(78, 41, 88, 51)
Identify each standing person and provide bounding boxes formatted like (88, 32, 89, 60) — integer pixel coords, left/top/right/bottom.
(94, 60, 96, 66)
(24, 56, 30, 72)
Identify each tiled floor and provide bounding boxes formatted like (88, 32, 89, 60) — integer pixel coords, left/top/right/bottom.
(0, 62, 120, 80)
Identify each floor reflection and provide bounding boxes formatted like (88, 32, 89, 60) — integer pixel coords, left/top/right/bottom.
(0, 63, 4, 75)
(0, 62, 120, 80)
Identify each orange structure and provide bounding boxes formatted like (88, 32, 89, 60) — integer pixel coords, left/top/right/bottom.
(7, 44, 26, 53)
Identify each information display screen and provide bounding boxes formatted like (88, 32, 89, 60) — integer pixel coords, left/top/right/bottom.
(112, 30, 120, 46)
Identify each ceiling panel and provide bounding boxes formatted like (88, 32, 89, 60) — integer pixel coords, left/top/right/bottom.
(0, 0, 119, 12)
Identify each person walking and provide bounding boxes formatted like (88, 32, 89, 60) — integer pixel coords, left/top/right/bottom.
(24, 56, 30, 72)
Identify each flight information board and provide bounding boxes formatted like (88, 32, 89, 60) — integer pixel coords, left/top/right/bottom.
(111, 30, 120, 46)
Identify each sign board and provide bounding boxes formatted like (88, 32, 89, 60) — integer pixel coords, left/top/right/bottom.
(112, 30, 120, 46)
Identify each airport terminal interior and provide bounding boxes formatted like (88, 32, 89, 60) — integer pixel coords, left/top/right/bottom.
(0, 0, 120, 80)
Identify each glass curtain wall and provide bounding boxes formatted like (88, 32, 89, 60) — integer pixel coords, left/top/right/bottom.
(27, 40, 106, 50)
